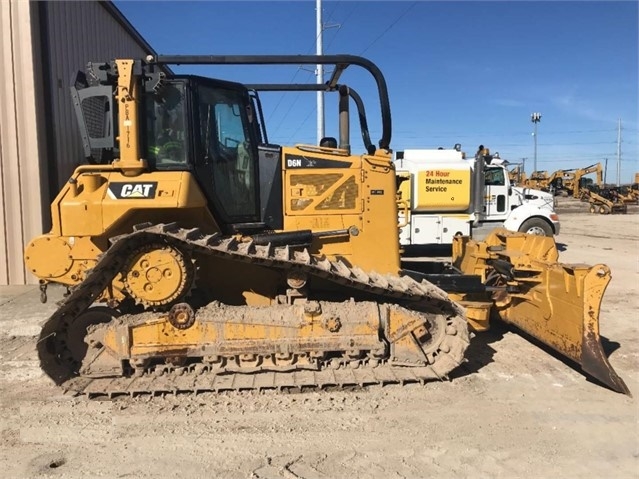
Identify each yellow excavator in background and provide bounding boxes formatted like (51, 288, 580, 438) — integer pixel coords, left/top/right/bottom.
(547, 169, 573, 195)
(24, 55, 629, 396)
(508, 164, 527, 186)
(569, 163, 603, 198)
(523, 168, 574, 196)
(520, 163, 603, 198)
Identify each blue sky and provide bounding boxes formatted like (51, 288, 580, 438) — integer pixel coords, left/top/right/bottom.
(116, 0, 638, 183)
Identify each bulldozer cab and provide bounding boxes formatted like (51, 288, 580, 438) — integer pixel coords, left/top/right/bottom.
(71, 55, 393, 236)
(143, 76, 263, 227)
(73, 65, 273, 232)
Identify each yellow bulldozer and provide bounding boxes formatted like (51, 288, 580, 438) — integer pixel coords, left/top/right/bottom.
(521, 170, 551, 190)
(25, 55, 629, 396)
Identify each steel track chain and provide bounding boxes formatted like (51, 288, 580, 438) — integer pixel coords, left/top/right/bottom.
(66, 364, 457, 399)
(37, 222, 470, 398)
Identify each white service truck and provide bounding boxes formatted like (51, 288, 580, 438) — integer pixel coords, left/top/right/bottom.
(395, 147, 560, 245)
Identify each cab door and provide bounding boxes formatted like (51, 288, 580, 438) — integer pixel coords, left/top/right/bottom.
(484, 167, 509, 220)
(192, 80, 261, 232)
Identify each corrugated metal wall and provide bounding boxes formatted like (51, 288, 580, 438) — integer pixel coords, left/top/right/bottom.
(0, 1, 155, 285)
(0, 0, 47, 286)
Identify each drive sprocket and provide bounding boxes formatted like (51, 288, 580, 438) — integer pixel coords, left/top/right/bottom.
(123, 243, 194, 308)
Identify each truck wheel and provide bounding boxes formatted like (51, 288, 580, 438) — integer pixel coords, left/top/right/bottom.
(589, 204, 596, 214)
(518, 218, 553, 236)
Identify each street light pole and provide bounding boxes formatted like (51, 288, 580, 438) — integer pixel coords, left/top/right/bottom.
(531, 112, 542, 172)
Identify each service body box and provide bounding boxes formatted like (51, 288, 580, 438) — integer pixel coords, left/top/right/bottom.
(412, 162, 472, 212)
(404, 214, 471, 245)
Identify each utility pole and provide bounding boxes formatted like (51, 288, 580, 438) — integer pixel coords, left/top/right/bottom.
(616, 118, 621, 186)
(316, 0, 324, 144)
(604, 158, 608, 185)
(520, 157, 527, 174)
(314, 0, 339, 144)
(531, 112, 542, 172)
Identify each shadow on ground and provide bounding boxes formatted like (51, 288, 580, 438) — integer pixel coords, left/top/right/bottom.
(451, 319, 629, 395)
(449, 322, 506, 380)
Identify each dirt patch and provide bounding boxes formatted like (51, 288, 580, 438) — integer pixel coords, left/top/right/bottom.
(0, 208, 637, 478)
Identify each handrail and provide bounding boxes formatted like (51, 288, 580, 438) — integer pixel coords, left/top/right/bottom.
(146, 54, 392, 150)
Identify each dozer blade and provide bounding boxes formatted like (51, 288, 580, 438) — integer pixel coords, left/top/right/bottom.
(453, 229, 630, 395)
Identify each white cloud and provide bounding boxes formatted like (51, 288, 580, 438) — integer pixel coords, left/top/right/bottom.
(493, 98, 526, 108)
(552, 93, 608, 123)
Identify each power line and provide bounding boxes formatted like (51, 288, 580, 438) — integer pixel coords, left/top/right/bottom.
(269, 70, 316, 137)
(391, 139, 618, 147)
(265, 69, 308, 126)
(359, 2, 417, 56)
(269, 1, 352, 138)
(282, 12, 360, 145)
(286, 105, 317, 144)
(391, 129, 618, 139)
(533, 129, 617, 135)
(324, 4, 357, 51)
(266, 2, 342, 126)
(532, 141, 616, 146)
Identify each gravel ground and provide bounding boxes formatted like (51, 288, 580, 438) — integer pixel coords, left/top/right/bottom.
(0, 198, 637, 478)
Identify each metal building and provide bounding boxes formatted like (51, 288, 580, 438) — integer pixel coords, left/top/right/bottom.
(0, 1, 156, 285)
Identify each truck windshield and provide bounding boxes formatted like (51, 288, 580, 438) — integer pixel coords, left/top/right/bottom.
(485, 168, 505, 186)
(144, 82, 188, 168)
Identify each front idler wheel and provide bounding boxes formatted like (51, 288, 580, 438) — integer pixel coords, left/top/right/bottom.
(65, 306, 120, 369)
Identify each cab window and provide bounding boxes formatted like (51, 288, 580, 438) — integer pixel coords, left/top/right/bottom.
(144, 82, 188, 168)
(197, 85, 258, 219)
